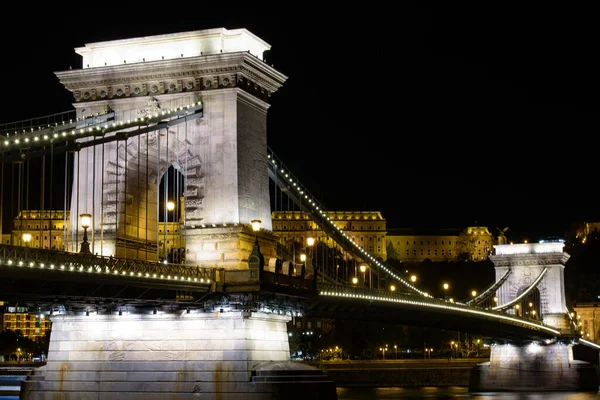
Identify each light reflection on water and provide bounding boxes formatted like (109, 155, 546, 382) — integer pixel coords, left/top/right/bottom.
(336, 386, 600, 399)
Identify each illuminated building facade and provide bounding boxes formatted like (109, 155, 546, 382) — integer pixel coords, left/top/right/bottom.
(10, 210, 70, 251)
(573, 221, 600, 244)
(572, 303, 600, 344)
(387, 226, 494, 262)
(1, 305, 51, 341)
(271, 210, 494, 264)
(271, 211, 388, 261)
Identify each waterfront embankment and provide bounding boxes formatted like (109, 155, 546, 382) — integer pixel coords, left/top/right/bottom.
(302, 358, 486, 387)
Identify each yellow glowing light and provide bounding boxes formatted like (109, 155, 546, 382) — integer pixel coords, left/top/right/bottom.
(307, 237, 315, 246)
(80, 213, 92, 229)
(251, 220, 261, 232)
(167, 201, 175, 211)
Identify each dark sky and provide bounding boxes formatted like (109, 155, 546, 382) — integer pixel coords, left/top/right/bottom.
(0, 5, 598, 242)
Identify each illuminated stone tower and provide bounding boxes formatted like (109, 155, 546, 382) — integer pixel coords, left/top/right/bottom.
(490, 241, 571, 331)
(470, 241, 598, 392)
(56, 28, 286, 268)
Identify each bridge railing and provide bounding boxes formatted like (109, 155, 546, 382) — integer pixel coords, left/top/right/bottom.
(0, 244, 213, 284)
(316, 283, 561, 334)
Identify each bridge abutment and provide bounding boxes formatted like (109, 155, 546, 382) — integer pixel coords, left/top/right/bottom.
(21, 311, 337, 399)
(469, 341, 598, 392)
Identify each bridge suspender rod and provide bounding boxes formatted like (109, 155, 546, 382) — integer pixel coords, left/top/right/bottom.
(0, 162, 2, 238)
(268, 148, 426, 296)
(100, 135, 105, 256)
(63, 149, 69, 251)
(464, 268, 512, 305)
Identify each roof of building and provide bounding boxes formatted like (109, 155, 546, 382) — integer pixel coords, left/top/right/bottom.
(387, 227, 464, 237)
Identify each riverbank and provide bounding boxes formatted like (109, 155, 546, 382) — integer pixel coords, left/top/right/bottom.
(302, 358, 487, 387)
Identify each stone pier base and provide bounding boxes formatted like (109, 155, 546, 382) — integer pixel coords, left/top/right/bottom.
(21, 311, 337, 399)
(469, 342, 598, 392)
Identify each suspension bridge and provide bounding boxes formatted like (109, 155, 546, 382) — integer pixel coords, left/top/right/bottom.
(0, 27, 597, 398)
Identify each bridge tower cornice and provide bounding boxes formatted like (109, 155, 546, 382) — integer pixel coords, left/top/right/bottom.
(56, 52, 287, 104)
(489, 252, 570, 267)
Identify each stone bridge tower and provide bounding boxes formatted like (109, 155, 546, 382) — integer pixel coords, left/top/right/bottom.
(55, 28, 287, 270)
(490, 241, 571, 332)
(472, 242, 599, 392)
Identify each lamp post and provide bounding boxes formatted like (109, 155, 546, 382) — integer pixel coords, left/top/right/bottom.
(443, 282, 449, 301)
(360, 264, 367, 287)
(166, 201, 175, 262)
(248, 220, 264, 280)
(22, 233, 31, 248)
(79, 214, 92, 254)
(300, 253, 306, 278)
(307, 237, 315, 278)
(379, 347, 387, 360)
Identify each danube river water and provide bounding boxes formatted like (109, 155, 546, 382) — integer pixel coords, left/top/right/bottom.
(336, 386, 600, 399)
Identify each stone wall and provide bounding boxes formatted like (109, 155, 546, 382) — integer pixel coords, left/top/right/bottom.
(21, 311, 321, 399)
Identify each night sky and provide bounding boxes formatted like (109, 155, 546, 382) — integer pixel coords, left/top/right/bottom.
(0, 5, 598, 242)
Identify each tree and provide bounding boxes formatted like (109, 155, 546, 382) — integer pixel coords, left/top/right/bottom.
(0, 330, 36, 360)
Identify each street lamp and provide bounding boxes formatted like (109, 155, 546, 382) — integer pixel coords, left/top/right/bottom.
(471, 290, 477, 298)
(251, 219, 261, 242)
(248, 220, 264, 280)
(443, 282, 449, 300)
(79, 214, 92, 254)
(394, 344, 398, 359)
(300, 253, 307, 278)
(306, 236, 315, 277)
(352, 277, 358, 285)
(22, 233, 31, 248)
(360, 264, 367, 287)
(390, 284, 396, 292)
(410, 275, 417, 283)
(165, 201, 175, 262)
(167, 201, 175, 212)
(379, 347, 387, 360)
